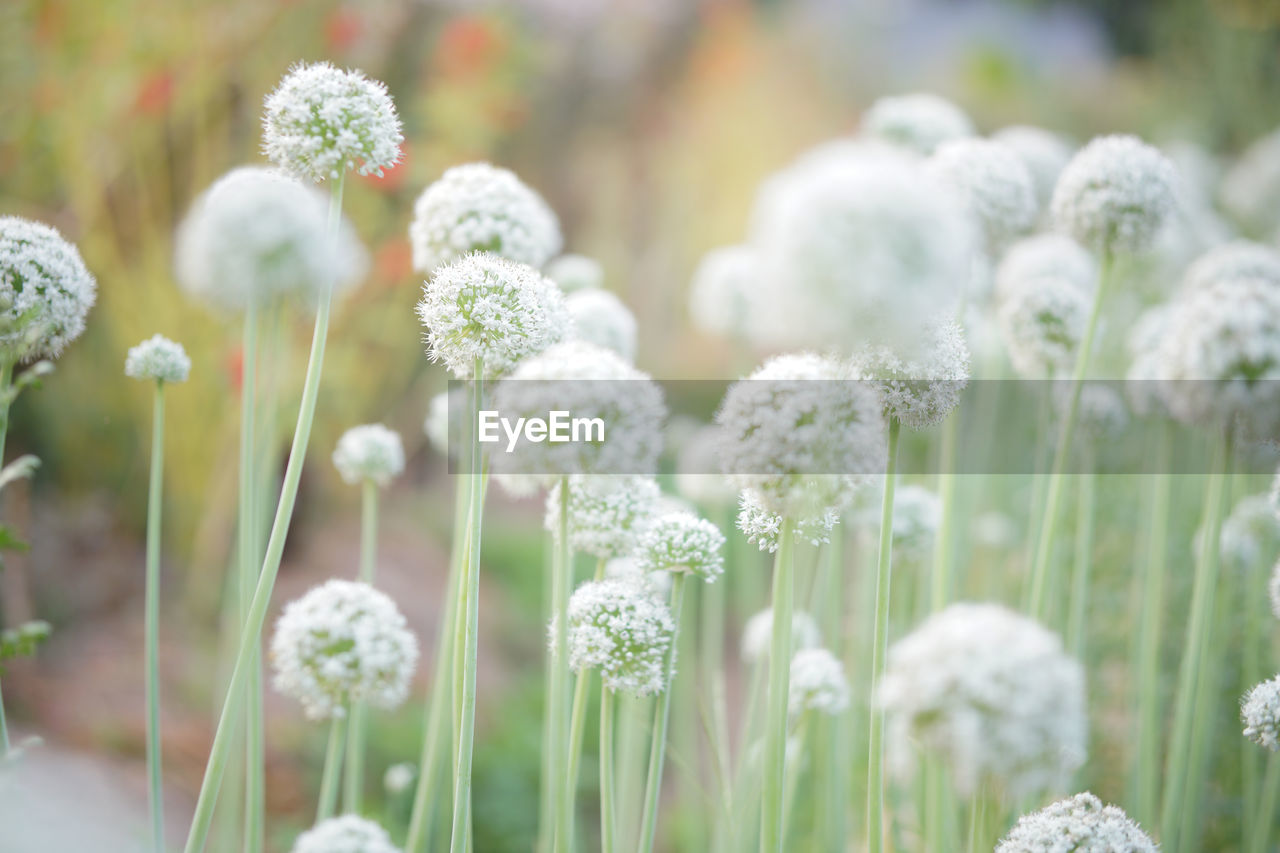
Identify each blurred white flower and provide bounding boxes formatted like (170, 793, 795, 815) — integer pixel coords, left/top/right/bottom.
(996, 792, 1157, 853)
(737, 488, 840, 553)
(634, 511, 725, 581)
(333, 424, 405, 487)
(0, 216, 96, 360)
(545, 253, 604, 293)
(997, 273, 1089, 378)
(291, 815, 400, 853)
(849, 320, 970, 430)
(1207, 494, 1278, 573)
(861, 93, 974, 156)
(927, 138, 1036, 254)
(1181, 240, 1280, 295)
(687, 245, 756, 339)
(674, 425, 737, 509)
(603, 555, 672, 601)
(995, 234, 1096, 302)
(1051, 135, 1177, 254)
(1125, 303, 1175, 417)
(424, 388, 464, 457)
(1243, 676, 1280, 751)
(1221, 127, 1280, 235)
(566, 289, 637, 362)
(740, 608, 821, 665)
(565, 578, 675, 696)
(992, 125, 1073, 219)
(788, 648, 850, 718)
(125, 335, 190, 384)
(383, 763, 415, 796)
(544, 475, 660, 559)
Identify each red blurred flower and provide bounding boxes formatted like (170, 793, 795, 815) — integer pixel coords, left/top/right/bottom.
(436, 15, 504, 79)
(227, 346, 243, 394)
(326, 7, 363, 52)
(374, 239, 413, 284)
(133, 71, 174, 117)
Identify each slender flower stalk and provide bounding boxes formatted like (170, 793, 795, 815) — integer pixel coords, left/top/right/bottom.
(550, 475, 573, 853)
(760, 522, 795, 853)
(1252, 754, 1280, 853)
(316, 714, 348, 823)
(563, 559, 609, 850)
(0, 356, 9, 757)
(600, 686, 617, 853)
(1066, 467, 1095, 657)
(637, 573, 687, 853)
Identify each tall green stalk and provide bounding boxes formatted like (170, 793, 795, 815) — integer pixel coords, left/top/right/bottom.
(1250, 753, 1280, 853)
(551, 475, 573, 853)
(564, 559, 608, 850)
(344, 478, 379, 814)
(636, 572, 688, 853)
(759, 520, 796, 853)
(316, 714, 348, 823)
(600, 686, 617, 853)
(238, 298, 265, 853)
(0, 358, 15, 758)
(867, 418, 902, 853)
(1066, 467, 1095, 658)
(182, 175, 345, 853)
(144, 380, 168, 852)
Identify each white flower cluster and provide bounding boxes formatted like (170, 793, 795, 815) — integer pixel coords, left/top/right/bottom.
(0, 216, 96, 360)
(992, 125, 1073, 220)
(1181, 240, 1280, 295)
(332, 424, 405, 487)
(263, 62, 402, 182)
(996, 792, 1158, 853)
(634, 511, 725, 581)
(1211, 493, 1278, 572)
(566, 289, 637, 362)
(409, 163, 562, 274)
(995, 234, 1097, 301)
(997, 274, 1089, 379)
(176, 167, 367, 311)
(1125, 304, 1175, 416)
(687, 245, 756, 339)
(565, 578, 675, 696)
(416, 253, 569, 379)
(861, 93, 974, 156)
(270, 580, 419, 720)
(927, 138, 1036, 254)
(125, 334, 191, 384)
(890, 485, 942, 562)
(545, 254, 603, 293)
(740, 608, 821, 664)
(291, 815, 401, 853)
(737, 488, 839, 553)
(1064, 382, 1129, 441)
(1244, 676, 1280, 751)
(877, 602, 1087, 797)
(544, 475, 660, 559)
(424, 388, 464, 457)
(1221, 127, 1280, 235)
(1051, 134, 1177, 254)
(850, 320, 971, 430)
(787, 647, 850, 718)
(716, 352, 885, 519)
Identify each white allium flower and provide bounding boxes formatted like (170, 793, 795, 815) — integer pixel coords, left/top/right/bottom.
(544, 475, 661, 559)
(0, 216, 96, 360)
(877, 602, 1087, 797)
(687, 245, 755, 339)
(1064, 382, 1129, 440)
(270, 580, 419, 720)
(383, 762, 415, 796)
(992, 125, 1073, 218)
(973, 511, 1019, 549)
(1181, 240, 1280, 294)
(565, 579, 675, 696)
(927, 138, 1036, 254)
(291, 815, 401, 853)
(176, 167, 367, 311)
(545, 253, 603, 293)
(740, 608, 821, 664)
(566, 289, 637, 362)
(788, 647, 850, 717)
(409, 163, 561, 274)
(416, 252, 569, 380)
(424, 388, 464, 457)
(716, 353, 886, 519)
(737, 488, 839, 553)
(997, 274, 1090, 378)
(1126, 304, 1175, 416)
(634, 511, 725, 581)
(491, 340, 665, 479)
(263, 62, 402, 183)
(332, 424, 405, 487)
(1211, 494, 1278, 572)
(849, 320, 971, 430)
(748, 144, 972, 350)
(995, 234, 1097, 301)
(996, 792, 1158, 853)
(1221, 128, 1280, 235)
(891, 485, 942, 561)
(124, 335, 191, 384)
(1051, 135, 1177, 254)
(674, 425, 738, 508)
(1243, 676, 1280, 751)
(861, 93, 975, 156)
(603, 555, 672, 601)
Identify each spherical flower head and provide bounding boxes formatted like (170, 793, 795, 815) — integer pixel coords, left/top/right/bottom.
(603, 555, 672, 601)
(1060, 382, 1129, 442)
(491, 340, 665, 479)
(737, 488, 840, 553)
(125, 334, 191, 384)
(927, 138, 1036, 254)
(176, 167, 367, 311)
(717, 353, 886, 519)
(1221, 127, 1280, 235)
(410, 163, 562, 274)
(1182, 240, 1280, 295)
(417, 252, 569, 380)
(545, 253, 603, 293)
(1244, 676, 1280, 751)
(270, 579, 419, 720)
(0, 216, 96, 361)
(1051, 135, 1177, 254)
(688, 245, 756, 339)
(383, 762, 415, 796)
(567, 289, 637, 362)
(634, 511, 725, 581)
(849, 319, 971, 430)
(291, 815, 401, 853)
(996, 792, 1158, 853)
(332, 424, 405, 487)
(877, 602, 1086, 797)
(995, 234, 1097, 301)
(788, 647, 850, 718)
(991, 125, 1074, 219)
(861, 93, 975, 156)
(997, 274, 1090, 378)
(1208, 493, 1278, 573)
(740, 608, 821, 665)
(565, 579, 675, 696)
(674, 425, 738, 508)
(263, 62, 402, 182)
(545, 475, 661, 559)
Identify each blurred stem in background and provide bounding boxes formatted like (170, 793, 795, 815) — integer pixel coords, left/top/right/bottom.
(550, 475, 572, 853)
(316, 712, 348, 823)
(0, 357, 13, 757)
(564, 558, 607, 851)
(143, 377, 168, 853)
(237, 297, 264, 853)
(637, 572, 686, 853)
(759, 520, 795, 853)
(345, 477, 380, 814)
(600, 685, 617, 853)
(1066, 461, 1095, 659)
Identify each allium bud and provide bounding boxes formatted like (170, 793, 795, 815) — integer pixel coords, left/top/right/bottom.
(1221, 127, 1280, 235)
(1051, 135, 1177, 254)
(737, 489, 839, 553)
(1243, 676, 1280, 751)
(263, 62, 402, 183)
(996, 792, 1158, 853)
(544, 475, 661, 560)
(545, 253, 603, 293)
(740, 608, 821, 664)
(416, 253, 569, 380)
(125, 334, 191, 384)
(995, 234, 1097, 301)
(861, 93, 974, 156)
(849, 320, 971, 430)
(687, 245, 756, 339)
(270, 580, 419, 720)
(565, 579, 675, 697)
(997, 274, 1089, 378)
(634, 511, 725, 581)
(788, 647, 850, 717)
(927, 138, 1037, 254)
(991, 125, 1073, 219)
(566, 289, 637, 362)
(290, 815, 400, 853)
(0, 216, 96, 360)
(332, 424, 405, 487)
(410, 163, 561, 275)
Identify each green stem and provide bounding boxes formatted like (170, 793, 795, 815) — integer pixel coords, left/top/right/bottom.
(1066, 467, 1095, 659)
(316, 714, 348, 823)
(565, 559, 608, 848)
(344, 479, 379, 815)
(145, 382, 167, 852)
(551, 476, 573, 853)
(538, 534, 556, 853)
(182, 174, 345, 853)
(0, 358, 16, 758)
(636, 573, 687, 853)
(930, 413, 958, 611)
(760, 520, 796, 853)
(1026, 250, 1111, 621)
(780, 717, 808, 845)
(600, 686, 617, 853)
(867, 418, 902, 853)
(1250, 752, 1280, 853)
(239, 297, 264, 853)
